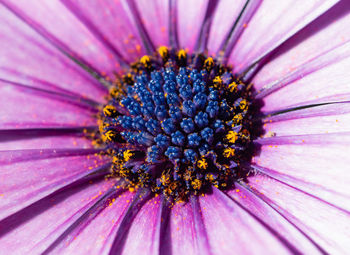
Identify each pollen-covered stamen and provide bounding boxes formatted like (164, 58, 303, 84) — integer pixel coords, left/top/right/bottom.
(100, 46, 253, 201)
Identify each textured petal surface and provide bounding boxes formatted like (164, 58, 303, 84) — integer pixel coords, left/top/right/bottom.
(207, 0, 247, 54)
(134, 0, 169, 47)
(261, 103, 350, 136)
(177, 0, 209, 52)
(1, 0, 130, 76)
(121, 195, 164, 255)
(0, 81, 96, 129)
(246, 174, 350, 254)
(254, 132, 350, 211)
(199, 188, 293, 255)
(253, 1, 350, 92)
(0, 4, 108, 103)
(0, 178, 114, 254)
(227, 184, 323, 254)
(0, 149, 110, 221)
(229, 0, 339, 74)
(258, 40, 350, 112)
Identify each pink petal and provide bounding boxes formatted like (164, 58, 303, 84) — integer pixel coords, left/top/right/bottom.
(60, 0, 148, 62)
(253, 132, 350, 211)
(1, 0, 130, 76)
(177, 0, 210, 52)
(0, 149, 110, 221)
(133, 0, 169, 47)
(0, 81, 97, 129)
(261, 103, 350, 136)
(199, 187, 293, 254)
(246, 174, 350, 254)
(0, 178, 114, 254)
(253, 1, 350, 92)
(228, 0, 339, 74)
(0, 4, 108, 103)
(207, 0, 247, 54)
(227, 184, 323, 253)
(0, 129, 94, 150)
(161, 200, 201, 255)
(120, 195, 164, 255)
(258, 40, 350, 112)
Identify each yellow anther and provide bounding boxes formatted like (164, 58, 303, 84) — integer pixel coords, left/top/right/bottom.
(191, 179, 202, 190)
(160, 174, 170, 185)
(140, 55, 151, 68)
(109, 87, 120, 98)
(213, 76, 222, 88)
(232, 114, 243, 125)
(177, 49, 187, 59)
(103, 105, 117, 117)
(104, 130, 117, 141)
(226, 131, 238, 143)
(228, 82, 238, 92)
(197, 158, 208, 169)
(158, 46, 169, 60)
(204, 57, 214, 71)
(223, 147, 235, 158)
(123, 150, 133, 161)
(239, 99, 248, 111)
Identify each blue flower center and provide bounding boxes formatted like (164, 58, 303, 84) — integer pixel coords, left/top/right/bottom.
(100, 47, 253, 201)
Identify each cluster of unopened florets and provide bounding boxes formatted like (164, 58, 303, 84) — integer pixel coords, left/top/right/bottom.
(99, 46, 252, 201)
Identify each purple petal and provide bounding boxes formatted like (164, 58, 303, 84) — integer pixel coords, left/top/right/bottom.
(207, 0, 247, 54)
(257, 40, 350, 112)
(160, 200, 200, 255)
(119, 195, 164, 255)
(0, 178, 115, 254)
(0, 149, 111, 221)
(0, 4, 108, 103)
(0, 81, 97, 129)
(0, 0, 132, 76)
(246, 174, 350, 254)
(253, 1, 350, 93)
(176, 0, 210, 52)
(198, 187, 294, 254)
(228, 0, 339, 74)
(253, 132, 350, 211)
(227, 184, 324, 253)
(261, 103, 350, 136)
(0, 128, 95, 150)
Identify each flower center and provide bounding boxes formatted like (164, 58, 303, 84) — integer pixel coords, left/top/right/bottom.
(99, 47, 253, 201)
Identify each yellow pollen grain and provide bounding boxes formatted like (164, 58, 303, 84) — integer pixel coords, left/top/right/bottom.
(213, 76, 222, 87)
(158, 46, 169, 59)
(226, 131, 238, 143)
(140, 55, 151, 67)
(177, 49, 187, 59)
(103, 105, 117, 117)
(223, 147, 235, 158)
(228, 82, 238, 92)
(191, 179, 202, 190)
(204, 57, 214, 70)
(197, 158, 208, 169)
(239, 99, 248, 111)
(123, 150, 133, 161)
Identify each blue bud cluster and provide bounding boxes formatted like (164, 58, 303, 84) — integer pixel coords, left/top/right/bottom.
(101, 49, 253, 201)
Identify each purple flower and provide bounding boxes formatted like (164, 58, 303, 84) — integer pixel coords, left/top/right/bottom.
(0, 0, 349, 254)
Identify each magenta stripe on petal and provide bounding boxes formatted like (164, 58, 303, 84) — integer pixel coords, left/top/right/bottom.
(253, 133, 350, 211)
(229, 0, 339, 74)
(0, 151, 111, 221)
(253, 0, 350, 91)
(0, 178, 115, 254)
(227, 184, 324, 254)
(199, 188, 294, 254)
(246, 174, 350, 254)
